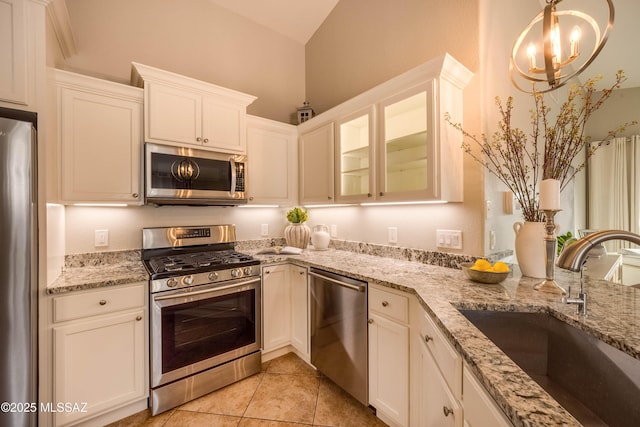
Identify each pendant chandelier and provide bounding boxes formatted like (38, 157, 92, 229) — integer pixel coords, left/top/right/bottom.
(510, 0, 615, 93)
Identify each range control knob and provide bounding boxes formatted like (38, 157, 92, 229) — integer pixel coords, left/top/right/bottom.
(183, 275, 194, 285)
(208, 271, 219, 281)
(166, 278, 178, 288)
(243, 267, 253, 276)
(231, 268, 241, 278)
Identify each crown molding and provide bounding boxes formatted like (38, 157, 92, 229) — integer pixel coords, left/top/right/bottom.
(46, 0, 77, 59)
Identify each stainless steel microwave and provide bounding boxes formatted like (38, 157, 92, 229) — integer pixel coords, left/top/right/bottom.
(144, 143, 247, 206)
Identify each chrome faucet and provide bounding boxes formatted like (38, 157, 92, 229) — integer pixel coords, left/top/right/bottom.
(556, 230, 640, 315)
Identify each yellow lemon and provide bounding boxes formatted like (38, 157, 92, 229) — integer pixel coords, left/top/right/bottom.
(492, 262, 510, 273)
(470, 259, 492, 271)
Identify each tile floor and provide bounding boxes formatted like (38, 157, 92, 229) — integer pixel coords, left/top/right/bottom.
(107, 352, 387, 427)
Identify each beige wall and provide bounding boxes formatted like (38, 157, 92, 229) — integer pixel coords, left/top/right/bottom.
(59, 0, 305, 124)
(303, 0, 486, 256)
(306, 0, 479, 114)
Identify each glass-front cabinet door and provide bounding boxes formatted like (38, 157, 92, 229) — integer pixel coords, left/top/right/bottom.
(335, 107, 375, 203)
(378, 82, 436, 201)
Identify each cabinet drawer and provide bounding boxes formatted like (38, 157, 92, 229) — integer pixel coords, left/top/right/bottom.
(417, 309, 462, 398)
(369, 286, 408, 323)
(53, 283, 145, 323)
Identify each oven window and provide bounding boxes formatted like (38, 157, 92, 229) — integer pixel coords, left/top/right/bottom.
(151, 152, 231, 191)
(161, 288, 256, 373)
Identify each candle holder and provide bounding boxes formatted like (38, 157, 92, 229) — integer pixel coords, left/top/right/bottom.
(534, 209, 567, 294)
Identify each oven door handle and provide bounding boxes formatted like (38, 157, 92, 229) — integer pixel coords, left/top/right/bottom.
(153, 277, 261, 301)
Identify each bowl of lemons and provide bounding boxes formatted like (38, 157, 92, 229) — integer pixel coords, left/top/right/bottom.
(461, 259, 510, 284)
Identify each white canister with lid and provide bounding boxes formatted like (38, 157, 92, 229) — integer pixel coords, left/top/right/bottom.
(311, 224, 330, 250)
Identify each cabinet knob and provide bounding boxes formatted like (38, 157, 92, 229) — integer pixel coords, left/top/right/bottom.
(136, 315, 142, 321)
(379, 192, 384, 196)
(443, 406, 453, 417)
(299, 271, 305, 275)
(196, 137, 202, 142)
(265, 270, 270, 274)
(132, 193, 139, 198)
(328, 196, 333, 200)
(368, 318, 374, 324)
(249, 196, 254, 201)
(424, 335, 433, 343)
(381, 301, 389, 307)
(99, 300, 107, 306)
(203, 138, 209, 143)
(367, 193, 372, 197)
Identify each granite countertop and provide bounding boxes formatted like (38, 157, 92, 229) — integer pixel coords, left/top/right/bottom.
(255, 249, 639, 427)
(47, 250, 149, 294)
(47, 247, 640, 426)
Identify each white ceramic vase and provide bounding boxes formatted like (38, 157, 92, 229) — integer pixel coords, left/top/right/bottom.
(513, 221, 547, 278)
(285, 222, 311, 249)
(311, 224, 330, 250)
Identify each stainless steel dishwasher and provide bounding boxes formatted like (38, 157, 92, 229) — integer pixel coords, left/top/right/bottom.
(309, 268, 368, 405)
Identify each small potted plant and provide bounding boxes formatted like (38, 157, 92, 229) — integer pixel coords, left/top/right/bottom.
(285, 207, 310, 249)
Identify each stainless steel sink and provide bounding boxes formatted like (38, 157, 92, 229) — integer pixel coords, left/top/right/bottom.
(459, 310, 640, 427)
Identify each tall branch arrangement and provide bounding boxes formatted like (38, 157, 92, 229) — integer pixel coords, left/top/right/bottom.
(446, 71, 636, 222)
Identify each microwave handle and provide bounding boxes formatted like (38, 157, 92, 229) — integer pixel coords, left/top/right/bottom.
(230, 157, 237, 195)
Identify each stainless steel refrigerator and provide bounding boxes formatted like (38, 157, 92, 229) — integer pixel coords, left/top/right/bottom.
(0, 107, 38, 427)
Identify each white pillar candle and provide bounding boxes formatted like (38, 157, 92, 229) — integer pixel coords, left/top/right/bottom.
(539, 178, 561, 210)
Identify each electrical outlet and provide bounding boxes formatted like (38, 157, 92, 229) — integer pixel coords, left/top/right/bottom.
(436, 229, 462, 249)
(261, 224, 269, 237)
(95, 229, 109, 247)
(490, 230, 496, 250)
(330, 224, 338, 238)
(388, 227, 398, 244)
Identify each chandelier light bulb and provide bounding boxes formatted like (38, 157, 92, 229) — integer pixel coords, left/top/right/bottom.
(527, 43, 537, 70)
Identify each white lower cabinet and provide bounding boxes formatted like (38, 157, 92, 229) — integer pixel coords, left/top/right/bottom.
(368, 285, 409, 427)
(410, 297, 462, 427)
(51, 283, 147, 426)
(262, 264, 292, 352)
(462, 363, 512, 427)
(289, 264, 309, 357)
(262, 264, 309, 359)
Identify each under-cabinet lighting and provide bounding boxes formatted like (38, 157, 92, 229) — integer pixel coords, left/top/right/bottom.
(303, 204, 356, 208)
(72, 203, 128, 207)
(237, 204, 280, 208)
(360, 200, 448, 206)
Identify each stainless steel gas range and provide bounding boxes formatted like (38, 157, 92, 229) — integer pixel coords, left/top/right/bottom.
(142, 224, 261, 415)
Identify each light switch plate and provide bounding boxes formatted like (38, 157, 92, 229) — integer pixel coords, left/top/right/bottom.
(95, 229, 109, 247)
(261, 224, 269, 237)
(436, 229, 462, 249)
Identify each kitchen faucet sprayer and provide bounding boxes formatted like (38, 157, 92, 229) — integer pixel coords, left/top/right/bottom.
(557, 230, 640, 315)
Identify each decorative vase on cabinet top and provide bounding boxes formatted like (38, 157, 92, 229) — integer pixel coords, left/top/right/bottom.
(513, 221, 547, 279)
(285, 223, 310, 249)
(311, 224, 330, 250)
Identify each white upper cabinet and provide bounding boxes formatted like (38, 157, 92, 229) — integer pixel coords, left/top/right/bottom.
(131, 62, 256, 154)
(299, 122, 335, 204)
(335, 107, 375, 203)
(298, 53, 472, 204)
(378, 84, 434, 201)
(0, 0, 27, 105)
(246, 115, 298, 206)
(54, 69, 144, 205)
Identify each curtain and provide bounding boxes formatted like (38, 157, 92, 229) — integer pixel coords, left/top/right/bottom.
(588, 136, 640, 252)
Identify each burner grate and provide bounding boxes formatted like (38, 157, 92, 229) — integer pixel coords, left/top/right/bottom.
(146, 250, 256, 275)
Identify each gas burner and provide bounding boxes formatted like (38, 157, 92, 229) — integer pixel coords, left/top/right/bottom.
(144, 249, 259, 281)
